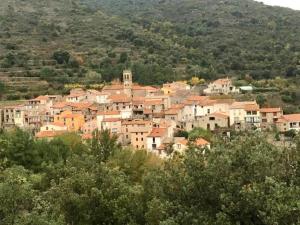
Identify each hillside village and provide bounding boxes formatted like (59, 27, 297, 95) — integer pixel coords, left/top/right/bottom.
(0, 70, 298, 158)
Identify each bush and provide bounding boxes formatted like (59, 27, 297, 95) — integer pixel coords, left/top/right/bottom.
(6, 94, 21, 100)
(52, 50, 70, 64)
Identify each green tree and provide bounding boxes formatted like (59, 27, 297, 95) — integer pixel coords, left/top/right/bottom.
(119, 52, 128, 63)
(256, 94, 267, 107)
(0, 81, 6, 98)
(52, 50, 70, 64)
(89, 130, 121, 162)
(0, 166, 35, 225)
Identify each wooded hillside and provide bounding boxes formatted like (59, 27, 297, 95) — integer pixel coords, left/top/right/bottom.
(0, 0, 300, 97)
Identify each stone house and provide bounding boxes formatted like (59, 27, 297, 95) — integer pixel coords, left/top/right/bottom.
(276, 114, 300, 132)
(204, 78, 239, 95)
(260, 108, 283, 130)
(197, 112, 230, 131)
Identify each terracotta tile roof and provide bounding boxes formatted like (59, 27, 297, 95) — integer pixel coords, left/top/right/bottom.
(279, 114, 300, 122)
(186, 96, 209, 102)
(165, 108, 180, 115)
(122, 119, 150, 125)
(68, 102, 94, 109)
(130, 127, 150, 133)
(59, 111, 83, 119)
(144, 99, 163, 105)
(148, 128, 167, 137)
(195, 138, 210, 146)
(35, 131, 66, 138)
(109, 95, 131, 103)
(97, 110, 120, 115)
(52, 102, 94, 110)
(260, 108, 282, 113)
(200, 99, 217, 106)
(87, 89, 102, 95)
(132, 96, 145, 104)
(132, 85, 157, 91)
(230, 101, 259, 110)
(179, 139, 188, 145)
(184, 96, 216, 106)
(210, 112, 229, 119)
(52, 102, 68, 109)
(102, 118, 121, 122)
(171, 104, 184, 109)
(245, 104, 260, 111)
(213, 78, 231, 85)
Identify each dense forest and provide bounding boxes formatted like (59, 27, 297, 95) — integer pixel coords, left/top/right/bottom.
(0, 0, 300, 97)
(0, 129, 300, 224)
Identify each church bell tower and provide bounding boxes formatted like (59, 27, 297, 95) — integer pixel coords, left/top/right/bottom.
(123, 70, 132, 97)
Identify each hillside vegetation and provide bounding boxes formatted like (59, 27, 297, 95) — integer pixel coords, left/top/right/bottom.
(0, 0, 300, 98)
(1, 129, 300, 224)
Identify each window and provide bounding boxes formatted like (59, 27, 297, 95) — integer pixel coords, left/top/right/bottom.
(207, 109, 210, 114)
(141, 138, 143, 141)
(152, 137, 155, 143)
(136, 138, 138, 141)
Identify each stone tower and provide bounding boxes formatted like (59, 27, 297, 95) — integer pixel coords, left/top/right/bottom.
(123, 70, 133, 97)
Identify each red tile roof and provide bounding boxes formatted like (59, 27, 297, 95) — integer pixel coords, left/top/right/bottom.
(52, 102, 68, 109)
(148, 128, 167, 137)
(109, 95, 131, 103)
(195, 138, 210, 146)
(230, 101, 259, 111)
(260, 108, 282, 113)
(122, 119, 150, 125)
(279, 114, 300, 122)
(165, 108, 180, 115)
(68, 102, 94, 109)
(144, 99, 163, 105)
(209, 112, 229, 119)
(102, 118, 121, 122)
(213, 78, 231, 85)
(179, 139, 188, 145)
(33, 95, 49, 101)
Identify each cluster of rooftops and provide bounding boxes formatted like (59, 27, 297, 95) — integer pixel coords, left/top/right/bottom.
(0, 71, 299, 157)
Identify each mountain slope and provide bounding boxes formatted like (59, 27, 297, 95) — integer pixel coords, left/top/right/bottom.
(0, 0, 300, 98)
